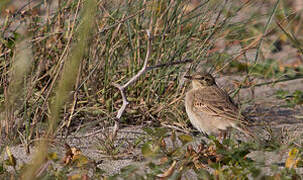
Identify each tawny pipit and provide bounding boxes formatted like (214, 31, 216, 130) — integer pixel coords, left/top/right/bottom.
(184, 73, 253, 138)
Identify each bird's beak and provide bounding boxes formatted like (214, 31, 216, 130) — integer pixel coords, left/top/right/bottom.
(184, 75, 192, 80)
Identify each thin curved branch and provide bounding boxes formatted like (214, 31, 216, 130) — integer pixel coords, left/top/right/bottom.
(111, 30, 151, 140)
(111, 32, 193, 140)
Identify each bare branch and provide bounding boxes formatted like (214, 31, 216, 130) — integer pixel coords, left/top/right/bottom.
(100, 9, 145, 34)
(240, 74, 303, 89)
(111, 31, 193, 140)
(122, 30, 151, 89)
(112, 83, 129, 119)
(111, 30, 152, 140)
(146, 59, 193, 71)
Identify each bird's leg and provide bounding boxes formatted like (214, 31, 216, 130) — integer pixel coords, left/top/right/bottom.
(218, 130, 228, 143)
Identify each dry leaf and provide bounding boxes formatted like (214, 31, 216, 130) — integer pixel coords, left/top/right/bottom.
(156, 161, 176, 179)
(62, 143, 87, 167)
(5, 146, 17, 168)
(285, 148, 299, 169)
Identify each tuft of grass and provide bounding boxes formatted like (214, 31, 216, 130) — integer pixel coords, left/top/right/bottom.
(21, 0, 97, 179)
(2, 25, 33, 141)
(0, 0, 303, 179)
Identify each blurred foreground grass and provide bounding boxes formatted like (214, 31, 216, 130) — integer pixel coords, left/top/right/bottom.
(1, 0, 303, 179)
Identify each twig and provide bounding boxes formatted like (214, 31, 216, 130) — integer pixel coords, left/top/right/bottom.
(276, 20, 303, 55)
(240, 74, 303, 89)
(146, 59, 193, 71)
(100, 8, 145, 34)
(161, 123, 190, 134)
(111, 57, 192, 140)
(252, 0, 280, 63)
(111, 30, 152, 140)
(14, 0, 40, 16)
(111, 44, 193, 140)
(229, 74, 303, 98)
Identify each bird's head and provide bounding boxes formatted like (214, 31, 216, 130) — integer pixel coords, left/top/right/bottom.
(184, 73, 216, 89)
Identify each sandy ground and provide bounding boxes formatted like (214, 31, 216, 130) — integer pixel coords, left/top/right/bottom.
(3, 76, 303, 178)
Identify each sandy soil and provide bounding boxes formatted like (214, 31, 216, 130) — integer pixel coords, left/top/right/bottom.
(4, 76, 303, 178)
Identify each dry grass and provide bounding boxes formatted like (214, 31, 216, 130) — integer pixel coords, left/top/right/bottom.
(1, 0, 303, 179)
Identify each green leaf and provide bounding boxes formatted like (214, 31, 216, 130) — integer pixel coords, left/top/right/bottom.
(120, 165, 138, 174)
(178, 134, 193, 145)
(141, 142, 159, 158)
(194, 168, 212, 179)
(154, 128, 168, 138)
(293, 90, 303, 105)
(118, 165, 139, 178)
(143, 127, 154, 135)
(275, 90, 289, 99)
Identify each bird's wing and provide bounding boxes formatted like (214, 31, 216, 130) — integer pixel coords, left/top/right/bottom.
(193, 86, 250, 125)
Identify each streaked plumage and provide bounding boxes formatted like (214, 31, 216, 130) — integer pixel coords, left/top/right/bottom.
(184, 73, 253, 137)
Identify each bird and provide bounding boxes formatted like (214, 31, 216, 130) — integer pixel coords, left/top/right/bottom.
(184, 73, 254, 139)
